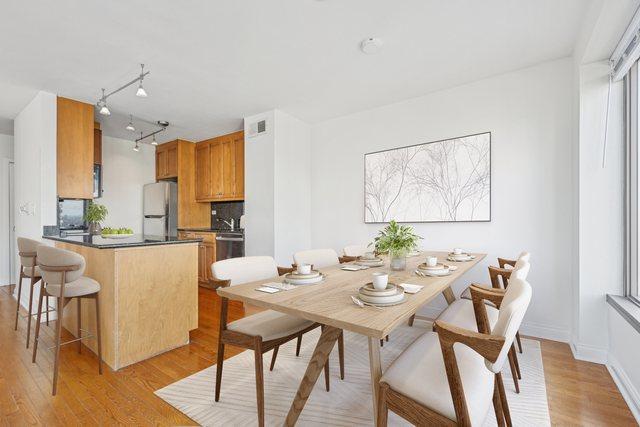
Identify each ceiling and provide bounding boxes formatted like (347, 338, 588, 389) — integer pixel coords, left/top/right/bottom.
(0, 0, 591, 142)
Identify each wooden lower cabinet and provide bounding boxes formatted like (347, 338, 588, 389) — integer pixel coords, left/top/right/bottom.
(179, 231, 216, 287)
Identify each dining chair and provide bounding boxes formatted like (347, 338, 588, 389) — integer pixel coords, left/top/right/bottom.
(444, 260, 530, 393)
(342, 244, 369, 262)
(213, 256, 344, 427)
(32, 245, 103, 395)
(14, 237, 47, 349)
(291, 248, 348, 360)
(377, 278, 532, 427)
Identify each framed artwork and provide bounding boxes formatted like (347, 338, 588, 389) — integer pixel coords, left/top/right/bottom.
(364, 132, 491, 223)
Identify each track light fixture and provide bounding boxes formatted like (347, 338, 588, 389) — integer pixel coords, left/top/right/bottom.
(95, 63, 150, 115)
(126, 115, 135, 131)
(151, 134, 158, 146)
(135, 121, 169, 147)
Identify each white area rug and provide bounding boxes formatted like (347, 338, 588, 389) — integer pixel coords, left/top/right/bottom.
(156, 325, 550, 426)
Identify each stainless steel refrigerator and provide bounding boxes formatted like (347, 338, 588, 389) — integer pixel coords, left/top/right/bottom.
(143, 182, 178, 237)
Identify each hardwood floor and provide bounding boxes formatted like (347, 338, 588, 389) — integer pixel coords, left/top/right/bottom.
(0, 284, 636, 426)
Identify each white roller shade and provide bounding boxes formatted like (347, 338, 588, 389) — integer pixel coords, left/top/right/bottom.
(611, 7, 640, 81)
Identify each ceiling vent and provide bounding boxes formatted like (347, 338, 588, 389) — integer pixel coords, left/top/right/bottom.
(247, 119, 267, 138)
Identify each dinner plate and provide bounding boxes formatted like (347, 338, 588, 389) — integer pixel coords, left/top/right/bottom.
(420, 270, 452, 277)
(418, 262, 449, 271)
(356, 259, 384, 267)
(447, 256, 472, 262)
(357, 294, 407, 307)
(284, 273, 325, 285)
(287, 270, 321, 279)
(358, 289, 405, 304)
(359, 282, 399, 297)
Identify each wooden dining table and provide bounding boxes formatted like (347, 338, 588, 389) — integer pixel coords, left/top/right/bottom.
(217, 250, 486, 425)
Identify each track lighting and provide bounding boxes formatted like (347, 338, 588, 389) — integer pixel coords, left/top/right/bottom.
(98, 89, 110, 115)
(134, 137, 140, 152)
(126, 115, 135, 132)
(136, 64, 148, 97)
(151, 134, 158, 146)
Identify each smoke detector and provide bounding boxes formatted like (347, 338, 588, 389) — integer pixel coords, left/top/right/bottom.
(360, 37, 383, 54)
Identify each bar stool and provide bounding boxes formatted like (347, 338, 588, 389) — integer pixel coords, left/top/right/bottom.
(15, 237, 50, 348)
(32, 245, 103, 395)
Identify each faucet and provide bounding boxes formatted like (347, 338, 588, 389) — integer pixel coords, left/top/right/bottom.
(218, 218, 235, 231)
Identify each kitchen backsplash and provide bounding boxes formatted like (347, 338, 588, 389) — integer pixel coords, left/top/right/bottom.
(211, 201, 244, 229)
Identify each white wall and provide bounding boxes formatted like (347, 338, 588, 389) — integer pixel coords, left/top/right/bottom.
(0, 134, 14, 285)
(0, 133, 13, 159)
(99, 135, 156, 233)
(608, 305, 640, 421)
(13, 91, 57, 308)
(310, 58, 574, 340)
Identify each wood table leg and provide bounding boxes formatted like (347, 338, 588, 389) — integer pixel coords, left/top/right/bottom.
(442, 287, 456, 305)
(285, 326, 341, 426)
(368, 336, 382, 426)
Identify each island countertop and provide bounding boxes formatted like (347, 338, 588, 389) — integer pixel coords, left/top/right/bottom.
(43, 233, 202, 249)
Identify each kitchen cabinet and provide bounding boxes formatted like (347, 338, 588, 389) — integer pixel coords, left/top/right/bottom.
(57, 97, 94, 199)
(155, 140, 178, 180)
(156, 140, 210, 228)
(94, 124, 102, 165)
(179, 230, 216, 287)
(195, 130, 244, 202)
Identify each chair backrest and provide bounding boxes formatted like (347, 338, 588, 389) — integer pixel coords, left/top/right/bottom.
(211, 256, 278, 286)
(485, 278, 532, 373)
(510, 259, 530, 280)
(518, 251, 531, 263)
(343, 244, 368, 257)
(36, 245, 86, 285)
(293, 249, 339, 269)
(17, 237, 41, 267)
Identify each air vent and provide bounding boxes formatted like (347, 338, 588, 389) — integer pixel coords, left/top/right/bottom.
(247, 119, 267, 138)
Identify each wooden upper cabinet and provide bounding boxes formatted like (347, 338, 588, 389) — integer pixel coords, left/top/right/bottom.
(155, 140, 178, 180)
(195, 130, 244, 202)
(94, 127, 102, 164)
(57, 97, 94, 199)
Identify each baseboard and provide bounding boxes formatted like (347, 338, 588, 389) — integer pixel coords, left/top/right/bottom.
(569, 341, 608, 364)
(608, 354, 640, 423)
(519, 320, 571, 343)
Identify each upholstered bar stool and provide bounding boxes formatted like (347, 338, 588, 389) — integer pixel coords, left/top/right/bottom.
(32, 245, 103, 395)
(15, 237, 49, 349)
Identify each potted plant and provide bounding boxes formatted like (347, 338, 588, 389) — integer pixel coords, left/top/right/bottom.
(85, 202, 108, 235)
(372, 220, 421, 270)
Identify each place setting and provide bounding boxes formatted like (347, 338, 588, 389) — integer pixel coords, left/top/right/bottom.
(446, 247, 476, 262)
(351, 272, 408, 308)
(353, 251, 385, 268)
(415, 255, 458, 277)
(282, 263, 326, 285)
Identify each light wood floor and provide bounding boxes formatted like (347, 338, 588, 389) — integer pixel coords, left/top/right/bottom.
(0, 284, 636, 426)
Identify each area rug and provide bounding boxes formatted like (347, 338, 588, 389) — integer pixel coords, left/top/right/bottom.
(156, 324, 550, 426)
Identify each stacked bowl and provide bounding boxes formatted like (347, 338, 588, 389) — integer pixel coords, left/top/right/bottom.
(283, 269, 324, 285)
(357, 282, 406, 306)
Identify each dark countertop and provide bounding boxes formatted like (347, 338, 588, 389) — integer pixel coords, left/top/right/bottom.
(178, 227, 244, 233)
(43, 234, 202, 249)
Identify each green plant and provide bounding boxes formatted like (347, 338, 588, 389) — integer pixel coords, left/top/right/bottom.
(85, 202, 108, 224)
(371, 220, 421, 256)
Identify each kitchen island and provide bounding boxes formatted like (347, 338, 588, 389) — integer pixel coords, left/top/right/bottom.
(43, 234, 201, 370)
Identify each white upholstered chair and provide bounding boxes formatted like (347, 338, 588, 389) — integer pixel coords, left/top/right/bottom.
(343, 244, 369, 258)
(15, 237, 46, 349)
(32, 245, 103, 395)
(293, 248, 340, 269)
(213, 256, 344, 427)
(378, 278, 532, 427)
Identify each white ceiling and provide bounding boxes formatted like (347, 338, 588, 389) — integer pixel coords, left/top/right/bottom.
(0, 0, 591, 142)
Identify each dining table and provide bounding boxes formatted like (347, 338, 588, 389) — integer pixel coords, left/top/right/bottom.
(217, 250, 486, 425)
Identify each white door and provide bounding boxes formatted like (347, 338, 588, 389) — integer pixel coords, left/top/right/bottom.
(8, 162, 14, 285)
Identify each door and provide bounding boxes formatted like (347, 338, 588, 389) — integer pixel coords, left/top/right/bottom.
(143, 182, 168, 216)
(221, 138, 235, 198)
(166, 144, 178, 177)
(143, 216, 167, 236)
(8, 162, 15, 285)
(210, 140, 224, 198)
(156, 149, 167, 180)
(195, 142, 211, 200)
(232, 133, 244, 198)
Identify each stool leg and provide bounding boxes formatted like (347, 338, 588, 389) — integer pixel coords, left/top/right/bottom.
(25, 276, 37, 348)
(95, 293, 103, 374)
(77, 298, 82, 354)
(32, 288, 44, 363)
(52, 296, 64, 395)
(14, 270, 24, 330)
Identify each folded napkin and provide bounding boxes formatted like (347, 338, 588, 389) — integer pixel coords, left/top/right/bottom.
(399, 283, 423, 294)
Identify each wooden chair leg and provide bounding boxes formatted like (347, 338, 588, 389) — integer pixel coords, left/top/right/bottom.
(296, 334, 302, 356)
(324, 358, 330, 392)
(507, 349, 520, 394)
(338, 331, 345, 380)
(516, 331, 523, 353)
(215, 340, 225, 401)
(13, 270, 24, 330)
(77, 298, 82, 354)
(492, 377, 506, 427)
(511, 344, 521, 379)
(26, 277, 37, 348)
(52, 296, 65, 395)
(95, 293, 103, 374)
(377, 382, 389, 427)
(31, 288, 44, 363)
(254, 338, 265, 427)
(269, 345, 279, 371)
(408, 314, 415, 327)
(496, 373, 512, 427)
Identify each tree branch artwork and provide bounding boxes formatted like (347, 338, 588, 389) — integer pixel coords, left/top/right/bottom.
(364, 133, 490, 223)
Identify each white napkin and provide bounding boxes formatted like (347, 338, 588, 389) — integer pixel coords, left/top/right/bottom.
(399, 283, 424, 294)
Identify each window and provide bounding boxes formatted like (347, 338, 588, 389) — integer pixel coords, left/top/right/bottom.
(626, 61, 640, 302)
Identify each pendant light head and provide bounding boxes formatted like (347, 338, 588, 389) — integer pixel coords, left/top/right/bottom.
(98, 88, 110, 115)
(136, 64, 148, 97)
(151, 134, 158, 146)
(125, 115, 135, 131)
(133, 142, 140, 152)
